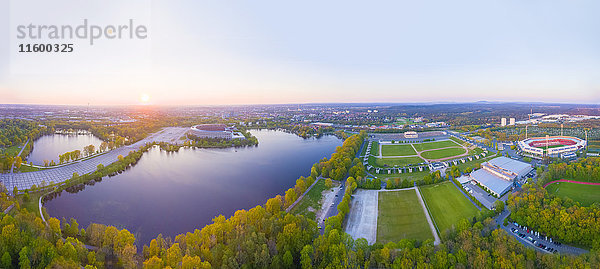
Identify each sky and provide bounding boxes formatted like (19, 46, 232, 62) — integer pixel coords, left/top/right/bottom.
(1, 0, 599, 105)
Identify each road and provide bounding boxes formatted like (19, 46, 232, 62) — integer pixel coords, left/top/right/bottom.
(0, 127, 189, 192)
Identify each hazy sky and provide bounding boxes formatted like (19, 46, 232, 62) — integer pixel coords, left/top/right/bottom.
(1, 0, 599, 105)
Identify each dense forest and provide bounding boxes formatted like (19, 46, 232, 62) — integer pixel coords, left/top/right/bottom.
(508, 183, 600, 250)
(508, 157, 600, 250)
(541, 157, 600, 184)
(0, 119, 50, 172)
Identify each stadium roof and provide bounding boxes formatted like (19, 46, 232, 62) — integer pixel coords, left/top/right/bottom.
(470, 168, 513, 196)
(486, 156, 533, 178)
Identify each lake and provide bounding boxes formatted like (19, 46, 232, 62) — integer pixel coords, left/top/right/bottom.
(44, 130, 342, 245)
(27, 134, 104, 165)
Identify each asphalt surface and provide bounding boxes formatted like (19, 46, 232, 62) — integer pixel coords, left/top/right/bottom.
(1, 127, 189, 192)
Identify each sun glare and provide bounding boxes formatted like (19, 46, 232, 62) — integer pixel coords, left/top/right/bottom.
(140, 93, 150, 104)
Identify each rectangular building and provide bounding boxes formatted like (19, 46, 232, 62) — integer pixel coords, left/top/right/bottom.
(501, 118, 507, 126)
(467, 157, 533, 197)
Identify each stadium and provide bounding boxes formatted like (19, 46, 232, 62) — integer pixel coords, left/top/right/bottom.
(188, 124, 245, 140)
(518, 136, 586, 159)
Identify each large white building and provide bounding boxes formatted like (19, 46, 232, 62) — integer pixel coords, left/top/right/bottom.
(501, 118, 507, 126)
(467, 157, 533, 197)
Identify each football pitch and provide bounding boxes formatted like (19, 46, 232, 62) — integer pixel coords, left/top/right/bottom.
(420, 182, 479, 234)
(546, 182, 600, 207)
(377, 190, 433, 243)
(412, 140, 460, 151)
(381, 144, 417, 156)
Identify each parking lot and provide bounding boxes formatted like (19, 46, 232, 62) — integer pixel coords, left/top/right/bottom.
(502, 216, 587, 255)
(462, 181, 497, 209)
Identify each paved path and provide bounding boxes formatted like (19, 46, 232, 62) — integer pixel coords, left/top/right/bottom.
(2, 204, 14, 214)
(9, 138, 29, 173)
(0, 127, 189, 192)
(286, 176, 323, 213)
(543, 179, 600, 188)
(414, 186, 441, 245)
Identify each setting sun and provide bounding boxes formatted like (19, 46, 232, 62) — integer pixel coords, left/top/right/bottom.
(140, 93, 150, 103)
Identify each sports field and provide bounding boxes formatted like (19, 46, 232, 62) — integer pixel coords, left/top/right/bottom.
(371, 141, 380, 156)
(449, 136, 469, 146)
(381, 144, 417, 156)
(374, 156, 425, 167)
(546, 182, 600, 207)
(420, 147, 466, 159)
(412, 140, 460, 151)
(534, 144, 565, 149)
(377, 190, 433, 243)
(420, 182, 479, 233)
(377, 170, 432, 183)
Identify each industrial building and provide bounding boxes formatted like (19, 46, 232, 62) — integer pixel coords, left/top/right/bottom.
(466, 157, 533, 197)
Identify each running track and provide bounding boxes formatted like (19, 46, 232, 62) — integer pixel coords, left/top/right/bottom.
(543, 179, 600, 188)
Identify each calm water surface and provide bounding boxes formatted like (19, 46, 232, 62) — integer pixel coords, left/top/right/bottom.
(45, 130, 341, 245)
(27, 134, 104, 165)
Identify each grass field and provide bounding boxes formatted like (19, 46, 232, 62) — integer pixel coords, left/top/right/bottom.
(16, 165, 42, 172)
(420, 182, 479, 233)
(290, 179, 332, 220)
(0, 145, 21, 156)
(381, 144, 417, 156)
(360, 141, 369, 157)
(449, 136, 469, 146)
(412, 140, 460, 151)
(468, 147, 484, 156)
(376, 170, 431, 183)
(420, 147, 466, 160)
(374, 156, 425, 167)
(546, 182, 600, 207)
(377, 190, 433, 243)
(371, 141, 380, 156)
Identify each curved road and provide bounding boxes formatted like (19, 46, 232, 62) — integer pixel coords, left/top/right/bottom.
(0, 127, 189, 192)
